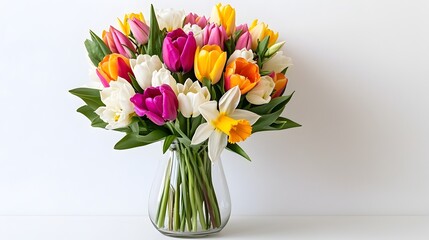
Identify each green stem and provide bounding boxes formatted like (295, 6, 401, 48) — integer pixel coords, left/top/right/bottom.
(178, 149, 192, 231)
(173, 166, 181, 231)
(156, 156, 172, 228)
(183, 147, 198, 231)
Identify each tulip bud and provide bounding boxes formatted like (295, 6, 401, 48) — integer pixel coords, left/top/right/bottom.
(184, 13, 209, 28)
(270, 72, 288, 98)
(96, 53, 133, 87)
(202, 23, 227, 50)
(265, 41, 285, 57)
(210, 3, 236, 37)
(249, 19, 279, 50)
(194, 45, 227, 84)
(235, 31, 252, 50)
(117, 12, 146, 36)
(102, 26, 136, 58)
(128, 18, 150, 45)
(162, 28, 197, 73)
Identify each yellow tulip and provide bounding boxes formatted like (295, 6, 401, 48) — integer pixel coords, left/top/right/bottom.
(210, 3, 236, 37)
(117, 12, 146, 36)
(194, 45, 227, 84)
(249, 19, 279, 50)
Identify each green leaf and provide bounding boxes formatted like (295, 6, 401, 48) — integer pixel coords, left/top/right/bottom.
(250, 92, 294, 115)
(114, 130, 169, 150)
(129, 74, 143, 93)
(85, 31, 111, 66)
(147, 4, 164, 57)
(163, 135, 177, 153)
(252, 107, 285, 132)
(76, 105, 107, 128)
(260, 117, 301, 132)
(226, 143, 251, 161)
(90, 30, 111, 56)
(69, 88, 104, 110)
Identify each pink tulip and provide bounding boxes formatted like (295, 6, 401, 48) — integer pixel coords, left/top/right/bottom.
(202, 23, 227, 50)
(130, 84, 178, 126)
(128, 18, 150, 45)
(162, 28, 197, 73)
(102, 26, 136, 58)
(235, 24, 252, 50)
(184, 13, 209, 28)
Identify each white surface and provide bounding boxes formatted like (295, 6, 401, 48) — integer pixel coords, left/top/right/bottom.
(0, 216, 428, 240)
(1, 0, 429, 216)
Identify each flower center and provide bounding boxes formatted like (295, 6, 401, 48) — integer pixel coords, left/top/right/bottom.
(114, 113, 120, 122)
(213, 113, 252, 143)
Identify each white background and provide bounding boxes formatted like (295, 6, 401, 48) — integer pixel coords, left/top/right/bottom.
(1, 0, 428, 216)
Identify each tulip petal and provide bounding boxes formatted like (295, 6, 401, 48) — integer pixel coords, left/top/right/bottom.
(160, 85, 178, 121)
(180, 33, 197, 72)
(209, 51, 226, 84)
(191, 123, 215, 145)
(177, 93, 192, 118)
(162, 38, 181, 72)
(198, 101, 219, 122)
(146, 111, 166, 126)
(96, 69, 110, 87)
(219, 86, 240, 114)
(116, 57, 132, 82)
(229, 109, 260, 125)
(208, 130, 227, 163)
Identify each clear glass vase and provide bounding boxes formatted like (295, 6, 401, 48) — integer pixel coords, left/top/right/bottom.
(148, 140, 231, 237)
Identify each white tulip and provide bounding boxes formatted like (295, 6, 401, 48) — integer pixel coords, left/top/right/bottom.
(177, 79, 211, 118)
(130, 54, 163, 90)
(156, 8, 185, 31)
(183, 23, 204, 47)
(245, 76, 275, 105)
(151, 68, 178, 94)
(226, 49, 255, 66)
(95, 78, 135, 130)
(262, 51, 293, 73)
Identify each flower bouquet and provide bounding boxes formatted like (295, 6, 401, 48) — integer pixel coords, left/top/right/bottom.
(70, 3, 300, 237)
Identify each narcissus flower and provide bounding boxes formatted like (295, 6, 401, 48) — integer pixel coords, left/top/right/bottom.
(117, 12, 146, 36)
(246, 76, 275, 105)
(224, 58, 260, 94)
(177, 79, 211, 118)
(102, 26, 136, 58)
(162, 28, 197, 73)
(191, 86, 260, 162)
(95, 78, 135, 129)
(210, 3, 236, 37)
(130, 84, 178, 126)
(249, 19, 279, 50)
(96, 53, 133, 87)
(194, 45, 227, 84)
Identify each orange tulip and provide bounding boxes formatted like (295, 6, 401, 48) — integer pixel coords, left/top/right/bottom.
(224, 58, 260, 94)
(96, 53, 133, 87)
(270, 72, 288, 98)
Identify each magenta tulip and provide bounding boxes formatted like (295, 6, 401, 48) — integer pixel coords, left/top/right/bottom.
(162, 28, 197, 73)
(184, 13, 209, 28)
(202, 23, 227, 50)
(130, 84, 178, 126)
(128, 17, 150, 45)
(235, 24, 252, 50)
(102, 26, 136, 58)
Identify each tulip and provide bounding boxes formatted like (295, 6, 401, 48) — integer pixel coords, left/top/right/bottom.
(191, 86, 260, 162)
(249, 20, 279, 50)
(184, 13, 209, 28)
(102, 26, 136, 58)
(96, 53, 133, 87)
(177, 79, 211, 118)
(235, 24, 252, 50)
(117, 12, 146, 36)
(245, 76, 275, 105)
(202, 23, 227, 50)
(156, 8, 185, 31)
(128, 18, 150, 45)
(194, 45, 227, 84)
(265, 41, 285, 57)
(162, 28, 197, 73)
(269, 72, 288, 98)
(262, 51, 293, 74)
(130, 84, 178, 126)
(224, 58, 261, 94)
(151, 68, 178, 94)
(130, 54, 163, 90)
(95, 78, 136, 129)
(210, 3, 236, 37)
(183, 23, 204, 47)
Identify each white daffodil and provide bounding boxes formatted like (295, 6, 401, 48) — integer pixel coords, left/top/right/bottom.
(226, 48, 255, 66)
(246, 76, 275, 105)
(95, 77, 135, 129)
(151, 68, 178, 94)
(183, 23, 204, 47)
(177, 79, 210, 118)
(262, 51, 293, 73)
(156, 8, 185, 32)
(191, 86, 260, 162)
(130, 54, 163, 90)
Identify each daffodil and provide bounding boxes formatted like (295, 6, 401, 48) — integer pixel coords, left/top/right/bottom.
(191, 86, 260, 162)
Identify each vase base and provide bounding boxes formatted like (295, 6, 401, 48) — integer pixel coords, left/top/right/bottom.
(154, 225, 224, 238)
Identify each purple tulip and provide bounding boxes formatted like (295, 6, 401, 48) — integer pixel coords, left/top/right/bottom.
(103, 26, 136, 58)
(162, 28, 197, 73)
(184, 13, 209, 28)
(128, 17, 150, 45)
(130, 84, 178, 126)
(202, 23, 227, 50)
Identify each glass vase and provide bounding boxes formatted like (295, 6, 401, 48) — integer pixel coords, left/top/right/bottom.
(148, 140, 231, 237)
